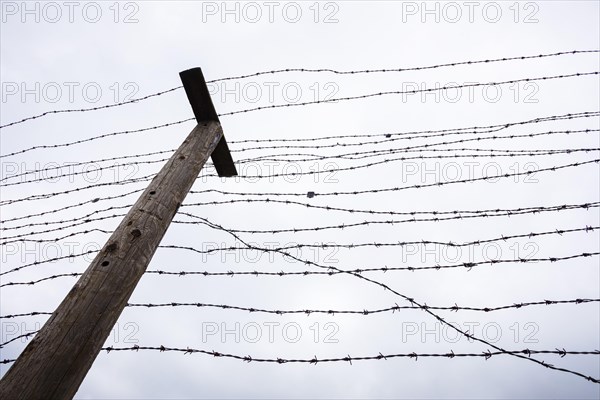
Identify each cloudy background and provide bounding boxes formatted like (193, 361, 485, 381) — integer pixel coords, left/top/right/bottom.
(1, 1, 599, 399)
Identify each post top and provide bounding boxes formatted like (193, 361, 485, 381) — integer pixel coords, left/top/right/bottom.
(179, 67, 237, 177)
(179, 67, 220, 123)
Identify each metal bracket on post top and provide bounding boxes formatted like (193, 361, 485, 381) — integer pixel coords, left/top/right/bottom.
(179, 67, 238, 177)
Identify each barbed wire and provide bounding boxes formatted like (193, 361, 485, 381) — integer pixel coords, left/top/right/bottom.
(0, 188, 142, 226)
(199, 216, 600, 383)
(206, 148, 600, 180)
(0, 332, 37, 349)
(174, 207, 600, 235)
(227, 128, 599, 154)
(3, 109, 596, 178)
(2, 201, 596, 245)
(0, 311, 52, 319)
(1, 205, 130, 232)
(240, 146, 600, 165)
(190, 158, 600, 198)
(228, 129, 599, 166)
(1, 144, 596, 226)
(0, 117, 194, 159)
(0, 175, 152, 207)
(4, 199, 593, 236)
(0, 87, 183, 129)
(124, 298, 600, 315)
(0, 158, 167, 188)
(0, 213, 123, 242)
(2, 50, 595, 130)
(3, 154, 596, 210)
(210, 49, 600, 83)
(2, 107, 595, 168)
(1, 344, 598, 380)
(1, 227, 112, 246)
(1, 101, 596, 163)
(182, 200, 598, 218)
(2, 298, 597, 319)
(0, 249, 98, 276)
(218, 72, 599, 117)
(1, 56, 598, 387)
(229, 111, 600, 144)
(1, 252, 596, 288)
(2, 146, 593, 188)
(2, 145, 597, 189)
(0, 151, 172, 184)
(3, 146, 597, 191)
(159, 226, 598, 256)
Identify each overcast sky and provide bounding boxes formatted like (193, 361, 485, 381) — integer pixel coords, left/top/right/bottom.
(1, 1, 599, 399)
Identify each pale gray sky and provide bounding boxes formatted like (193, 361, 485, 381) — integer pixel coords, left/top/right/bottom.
(1, 1, 599, 399)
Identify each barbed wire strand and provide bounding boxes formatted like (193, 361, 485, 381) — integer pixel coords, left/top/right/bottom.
(4, 199, 594, 236)
(1, 201, 596, 245)
(218, 72, 599, 118)
(2, 50, 596, 130)
(190, 158, 600, 198)
(1, 345, 598, 373)
(159, 226, 598, 256)
(2, 144, 597, 187)
(3, 298, 598, 319)
(3, 146, 598, 191)
(1, 224, 596, 277)
(229, 111, 599, 144)
(4, 155, 597, 210)
(183, 218, 600, 383)
(1, 252, 597, 288)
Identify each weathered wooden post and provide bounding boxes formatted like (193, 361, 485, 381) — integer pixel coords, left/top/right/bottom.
(0, 68, 236, 399)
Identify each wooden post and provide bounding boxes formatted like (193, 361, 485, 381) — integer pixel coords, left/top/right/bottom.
(0, 68, 236, 400)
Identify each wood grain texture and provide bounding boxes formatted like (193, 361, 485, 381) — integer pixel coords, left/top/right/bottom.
(0, 121, 224, 400)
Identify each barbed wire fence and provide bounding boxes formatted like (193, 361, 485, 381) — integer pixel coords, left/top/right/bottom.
(1, 50, 599, 387)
